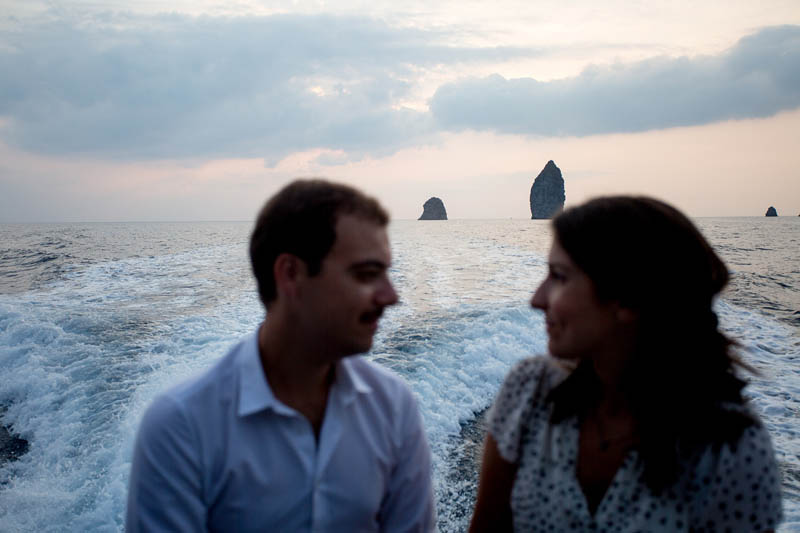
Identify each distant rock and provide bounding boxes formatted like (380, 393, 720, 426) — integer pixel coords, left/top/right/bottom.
(765, 206, 778, 217)
(530, 160, 565, 219)
(419, 197, 448, 220)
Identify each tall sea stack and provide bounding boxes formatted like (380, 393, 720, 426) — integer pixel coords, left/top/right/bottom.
(530, 160, 565, 219)
(419, 197, 448, 220)
(765, 206, 778, 217)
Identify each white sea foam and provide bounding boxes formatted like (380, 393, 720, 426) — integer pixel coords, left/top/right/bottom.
(717, 300, 800, 531)
(0, 220, 797, 532)
(0, 240, 262, 531)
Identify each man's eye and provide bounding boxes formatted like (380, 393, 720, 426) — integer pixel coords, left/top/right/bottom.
(354, 269, 381, 281)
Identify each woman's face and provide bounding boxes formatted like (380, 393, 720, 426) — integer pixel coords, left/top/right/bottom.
(531, 238, 632, 361)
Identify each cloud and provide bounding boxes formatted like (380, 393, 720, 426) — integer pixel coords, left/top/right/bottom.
(0, 13, 533, 160)
(0, 15, 798, 163)
(430, 25, 800, 136)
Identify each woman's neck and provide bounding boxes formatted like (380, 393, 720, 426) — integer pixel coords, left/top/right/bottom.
(590, 357, 632, 416)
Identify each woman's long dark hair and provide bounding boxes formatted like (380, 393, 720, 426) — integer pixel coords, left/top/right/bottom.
(546, 196, 755, 492)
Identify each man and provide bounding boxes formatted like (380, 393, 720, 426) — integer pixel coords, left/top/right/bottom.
(127, 180, 435, 532)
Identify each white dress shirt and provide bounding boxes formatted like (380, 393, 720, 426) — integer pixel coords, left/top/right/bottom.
(126, 330, 436, 532)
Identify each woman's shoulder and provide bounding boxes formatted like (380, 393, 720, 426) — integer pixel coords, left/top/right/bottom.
(490, 356, 569, 430)
(502, 355, 572, 396)
(714, 404, 776, 463)
(687, 413, 783, 529)
(488, 355, 573, 463)
(505, 355, 573, 383)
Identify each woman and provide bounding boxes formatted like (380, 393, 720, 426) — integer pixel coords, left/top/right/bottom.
(470, 196, 782, 532)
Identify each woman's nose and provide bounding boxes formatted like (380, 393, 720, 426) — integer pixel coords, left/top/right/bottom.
(530, 280, 548, 310)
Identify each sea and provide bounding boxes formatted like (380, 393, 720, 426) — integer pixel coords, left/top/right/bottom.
(0, 217, 797, 532)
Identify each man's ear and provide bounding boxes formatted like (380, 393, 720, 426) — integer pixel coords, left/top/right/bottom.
(273, 253, 306, 300)
(615, 306, 638, 324)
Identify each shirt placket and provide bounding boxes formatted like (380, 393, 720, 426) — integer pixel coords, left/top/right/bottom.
(310, 385, 345, 532)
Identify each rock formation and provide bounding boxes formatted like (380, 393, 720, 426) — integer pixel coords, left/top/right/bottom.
(419, 197, 448, 220)
(765, 206, 778, 217)
(530, 160, 565, 219)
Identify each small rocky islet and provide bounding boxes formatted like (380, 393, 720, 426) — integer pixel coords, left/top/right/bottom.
(417, 160, 567, 221)
(418, 163, 788, 219)
(418, 197, 448, 220)
(529, 160, 566, 219)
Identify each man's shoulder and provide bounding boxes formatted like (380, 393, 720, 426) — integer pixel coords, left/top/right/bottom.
(148, 333, 253, 418)
(346, 356, 412, 393)
(343, 357, 419, 418)
(342, 357, 426, 447)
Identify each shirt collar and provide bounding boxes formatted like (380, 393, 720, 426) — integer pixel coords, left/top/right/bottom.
(335, 356, 373, 405)
(237, 331, 372, 416)
(237, 331, 291, 417)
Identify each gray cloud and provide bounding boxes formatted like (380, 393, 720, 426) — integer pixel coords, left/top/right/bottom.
(430, 25, 800, 136)
(0, 15, 798, 162)
(0, 13, 533, 159)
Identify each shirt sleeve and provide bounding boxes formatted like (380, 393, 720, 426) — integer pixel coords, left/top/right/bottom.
(487, 357, 546, 463)
(126, 394, 207, 532)
(378, 390, 436, 533)
(691, 423, 783, 532)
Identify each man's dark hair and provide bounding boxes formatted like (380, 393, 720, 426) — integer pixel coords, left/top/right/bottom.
(250, 179, 389, 306)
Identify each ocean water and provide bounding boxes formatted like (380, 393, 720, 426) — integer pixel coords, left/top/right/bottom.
(0, 218, 797, 532)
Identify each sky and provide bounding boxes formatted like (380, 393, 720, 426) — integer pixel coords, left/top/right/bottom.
(1, 1, 799, 221)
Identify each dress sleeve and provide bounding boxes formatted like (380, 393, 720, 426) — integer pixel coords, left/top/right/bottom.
(126, 394, 207, 532)
(691, 423, 783, 532)
(487, 357, 548, 464)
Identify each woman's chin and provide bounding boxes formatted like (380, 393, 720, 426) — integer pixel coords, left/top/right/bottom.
(547, 344, 583, 361)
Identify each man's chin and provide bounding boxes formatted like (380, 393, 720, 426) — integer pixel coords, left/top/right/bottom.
(359, 339, 374, 354)
(342, 338, 374, 357)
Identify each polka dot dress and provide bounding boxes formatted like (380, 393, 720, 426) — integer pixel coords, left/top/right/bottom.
(488, 357, 783, 532)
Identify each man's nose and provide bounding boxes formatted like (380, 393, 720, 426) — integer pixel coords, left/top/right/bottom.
(377, 277, 399, 307)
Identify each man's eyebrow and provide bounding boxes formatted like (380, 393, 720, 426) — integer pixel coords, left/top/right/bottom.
(348, 260, 388, 271)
